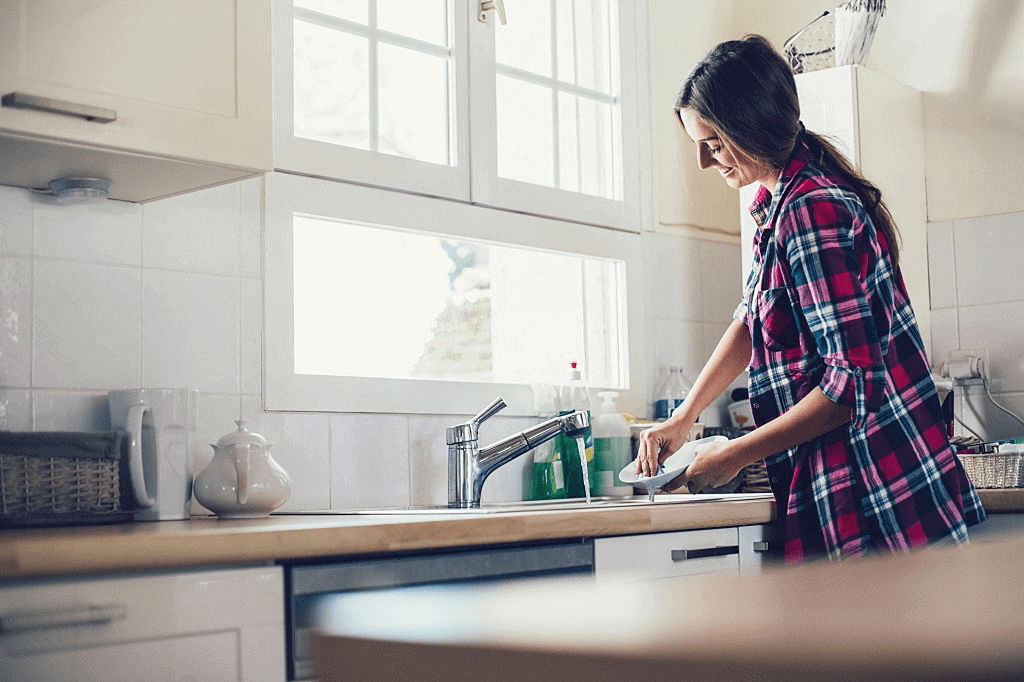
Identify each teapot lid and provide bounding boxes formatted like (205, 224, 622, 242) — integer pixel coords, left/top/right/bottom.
(216, 420, 268, 448)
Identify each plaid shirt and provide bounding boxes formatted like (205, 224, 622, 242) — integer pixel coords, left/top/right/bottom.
(736, 145, 986, 562)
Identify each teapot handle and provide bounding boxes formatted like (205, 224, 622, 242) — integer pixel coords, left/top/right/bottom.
(235, 443, 250, 505)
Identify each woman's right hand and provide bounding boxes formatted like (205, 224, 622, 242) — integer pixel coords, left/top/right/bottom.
(635, 416, 696, 477)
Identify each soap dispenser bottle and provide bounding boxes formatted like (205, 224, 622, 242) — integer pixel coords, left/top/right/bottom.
(593, 391, 633, 497)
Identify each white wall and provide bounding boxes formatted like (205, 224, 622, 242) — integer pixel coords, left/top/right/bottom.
(0, 179, 744, 510)
(928, 212, 1024, 441)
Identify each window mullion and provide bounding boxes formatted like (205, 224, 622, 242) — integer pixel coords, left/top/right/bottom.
(368, 1, 379, 153)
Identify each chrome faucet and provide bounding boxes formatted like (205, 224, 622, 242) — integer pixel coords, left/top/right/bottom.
(447, 396, 591, 508)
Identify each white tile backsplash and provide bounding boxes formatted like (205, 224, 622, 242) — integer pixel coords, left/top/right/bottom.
(0, 389, 31, 430)
(330, 413, 410, 510)
(700, 239, 742, 324)
(953, 212, 1024, 307)
(142, 269, 239, 393)
(927, 210, 1024, 441)
(0, 256, 31, 388)
(32, 390, 111, 431)
(34, 196, 142, 265)
(142, 182, 241, 275)
(926, 221, 955, 309)
(34, 260, 142, 390)
(0, 184, 34, 256)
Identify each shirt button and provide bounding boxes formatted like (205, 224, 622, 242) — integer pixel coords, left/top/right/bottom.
(854, 368, 863, 376)
(752, 402, 759, 409)
(771, 477, 778, 484)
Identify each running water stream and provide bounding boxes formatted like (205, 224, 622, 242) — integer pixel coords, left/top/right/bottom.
(575, 436, 591, 505)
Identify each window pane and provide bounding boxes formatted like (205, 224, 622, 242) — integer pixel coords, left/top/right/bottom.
(558, 92, 617, 199)
(495, 0, 551, 77)
(496, 76, 553, 187)
(295, 0, 368, 24)
(556, 0, 614, 93)
(378, 0, 447, 46)
(378, 43, 451, 165)
(294, 20, 370, 149)
(292, 215, 624, 387)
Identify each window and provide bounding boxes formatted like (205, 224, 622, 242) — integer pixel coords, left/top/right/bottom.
(265, 173, 644, 416)
(267, 1, 649, 415)
(274, 0, 643, 230)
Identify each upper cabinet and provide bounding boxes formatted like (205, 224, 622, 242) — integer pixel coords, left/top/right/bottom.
(0, 0, 272, 203)
(739, 65, 930, 357)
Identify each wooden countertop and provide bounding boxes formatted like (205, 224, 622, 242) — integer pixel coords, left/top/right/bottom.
(2, 489, 1015, 581)
(312, 536, 1024, 682)
(975, 487, 1024, 512)
(0, 494, 776, 580)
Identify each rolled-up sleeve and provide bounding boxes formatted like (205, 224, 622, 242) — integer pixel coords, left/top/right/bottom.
(777, 190, 888, 429)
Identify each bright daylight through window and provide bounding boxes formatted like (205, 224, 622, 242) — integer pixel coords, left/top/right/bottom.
(292, 214, 626, 389)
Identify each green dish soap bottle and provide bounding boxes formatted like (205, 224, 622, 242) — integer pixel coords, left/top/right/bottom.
(530, 444, 567, 500)
(557, 361, 595, 499)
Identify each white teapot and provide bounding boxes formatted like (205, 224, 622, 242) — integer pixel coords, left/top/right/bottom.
(194, 420, 291, 518)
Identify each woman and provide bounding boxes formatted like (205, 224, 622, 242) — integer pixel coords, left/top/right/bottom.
(637, 35, 986, 562)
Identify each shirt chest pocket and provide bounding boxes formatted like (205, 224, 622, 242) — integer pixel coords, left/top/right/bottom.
(755, 286, 801, 351)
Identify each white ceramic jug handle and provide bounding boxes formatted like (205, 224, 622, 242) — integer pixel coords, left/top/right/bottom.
(126, 403, 156, 508)
(235, 443, 250, 505)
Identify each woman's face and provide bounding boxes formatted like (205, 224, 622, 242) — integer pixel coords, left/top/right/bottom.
(678, 109, 777, 191)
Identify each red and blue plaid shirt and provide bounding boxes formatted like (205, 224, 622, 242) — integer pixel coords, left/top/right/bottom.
(736, 144, 986, 562)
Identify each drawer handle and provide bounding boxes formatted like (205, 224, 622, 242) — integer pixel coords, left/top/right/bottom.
(0, 604, 127, 634)
(2, 92, 117, 123)
(752, 541, 771, 553)
(671, 545, 739, 561)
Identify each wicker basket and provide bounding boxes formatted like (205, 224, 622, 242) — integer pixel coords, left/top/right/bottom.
(0, 431, 129, 526)
(958, 452, 1024, 489)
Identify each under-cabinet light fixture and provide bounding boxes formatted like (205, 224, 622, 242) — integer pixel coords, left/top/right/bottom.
(47, 177, 114, 204)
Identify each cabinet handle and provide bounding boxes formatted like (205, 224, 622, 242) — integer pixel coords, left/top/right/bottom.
(752, 541, 771, 553)
(670, 545, 739, 561)
(2, 92, 117, 123)
(0, 604, 127, 633)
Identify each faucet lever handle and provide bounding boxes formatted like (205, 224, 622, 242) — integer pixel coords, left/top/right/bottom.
(447, 397, 507, 445)
(472, 396, 506, 426)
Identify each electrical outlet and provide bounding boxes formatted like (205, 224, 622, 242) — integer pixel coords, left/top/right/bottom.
(945, 348, 989, 383)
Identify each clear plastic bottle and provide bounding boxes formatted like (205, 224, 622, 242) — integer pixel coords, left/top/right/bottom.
(654, 366, 690, 420)
(592, 391, 633, 497)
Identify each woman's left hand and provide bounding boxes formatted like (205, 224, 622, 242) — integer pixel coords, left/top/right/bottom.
(664, 438, 746, 493)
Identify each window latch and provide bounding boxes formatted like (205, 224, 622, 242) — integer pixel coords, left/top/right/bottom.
(478, 0, 507, 25)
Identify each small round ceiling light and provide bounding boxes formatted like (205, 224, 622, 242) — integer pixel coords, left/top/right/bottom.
(47, 177, 114, 204)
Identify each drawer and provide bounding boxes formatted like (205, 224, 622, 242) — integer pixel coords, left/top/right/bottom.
(593, 527, 741, 581)
(0, 566, 284, 682)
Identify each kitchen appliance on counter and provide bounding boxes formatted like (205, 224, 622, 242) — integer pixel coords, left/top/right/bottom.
(108, 388, 198, 521)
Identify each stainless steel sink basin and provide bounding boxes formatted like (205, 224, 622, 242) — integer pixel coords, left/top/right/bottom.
(278, 493, 773, 516)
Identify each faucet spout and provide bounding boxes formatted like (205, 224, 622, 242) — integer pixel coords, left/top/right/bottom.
(447, 400, 590, 508)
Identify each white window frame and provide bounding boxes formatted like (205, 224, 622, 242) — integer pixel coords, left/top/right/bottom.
(264, 171, 645, 416)
(272, 0, 645, 232)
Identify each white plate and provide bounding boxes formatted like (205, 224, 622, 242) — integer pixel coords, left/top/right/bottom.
(619, 435, 728, 497)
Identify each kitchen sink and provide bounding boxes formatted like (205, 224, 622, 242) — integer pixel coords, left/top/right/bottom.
(277, 493, 773, 516)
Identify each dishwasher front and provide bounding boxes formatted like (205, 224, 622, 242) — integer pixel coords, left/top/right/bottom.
(283, 539, 594, 681)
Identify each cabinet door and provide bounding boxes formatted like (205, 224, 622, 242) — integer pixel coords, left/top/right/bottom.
(593, 527, 740, 582)
(0, 566, 285, 682)
(0, 0, 272, 201)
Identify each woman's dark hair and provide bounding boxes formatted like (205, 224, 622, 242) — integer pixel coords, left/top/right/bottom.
(674, 34, 900, 269)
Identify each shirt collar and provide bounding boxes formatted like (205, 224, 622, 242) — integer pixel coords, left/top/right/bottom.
(747, 144, 811, 229)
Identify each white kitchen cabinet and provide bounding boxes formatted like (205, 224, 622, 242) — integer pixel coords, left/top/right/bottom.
(593, 527, 742, 582)
(0, 0, 272, 203)
(0, 565, 285, 682)
(739, 65, 930, 355)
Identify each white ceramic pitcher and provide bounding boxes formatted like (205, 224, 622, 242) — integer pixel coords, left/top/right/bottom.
(108, 388, 199, 521)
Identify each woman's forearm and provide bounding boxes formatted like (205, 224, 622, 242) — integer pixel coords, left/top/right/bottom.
(672, 318, 752, 426)
(731, 387, 852, 468)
